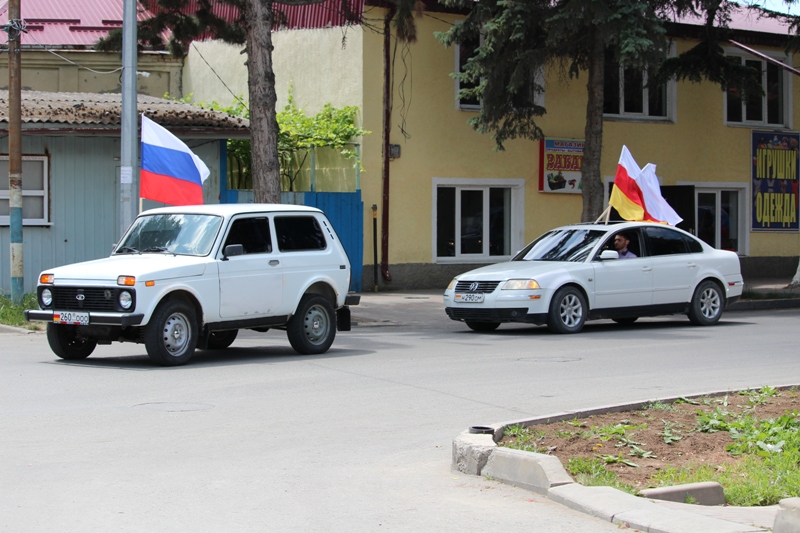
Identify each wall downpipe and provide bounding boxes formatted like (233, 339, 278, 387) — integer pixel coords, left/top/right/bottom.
(380, 5, 395, 282)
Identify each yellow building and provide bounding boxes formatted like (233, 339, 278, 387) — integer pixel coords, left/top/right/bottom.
(186, 2, 800, 290)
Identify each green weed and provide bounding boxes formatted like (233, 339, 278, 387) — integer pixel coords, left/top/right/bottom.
(0, 294, 39, 329)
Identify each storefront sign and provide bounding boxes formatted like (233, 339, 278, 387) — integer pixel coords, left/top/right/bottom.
(539, 138, 583, 194)
(752, 131, 799, 231)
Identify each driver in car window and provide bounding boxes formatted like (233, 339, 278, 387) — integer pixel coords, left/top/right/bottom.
(614, 232, 637, 259)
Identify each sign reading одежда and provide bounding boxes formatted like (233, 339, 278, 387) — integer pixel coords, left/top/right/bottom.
(752, 130, 799, 231)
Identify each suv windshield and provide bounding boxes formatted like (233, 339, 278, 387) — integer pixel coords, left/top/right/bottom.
(513, 228, 606, 262)
(116, 214, 223, 256)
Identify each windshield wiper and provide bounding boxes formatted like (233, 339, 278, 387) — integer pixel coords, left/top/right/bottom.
(115, 246, 140, 254)
(142, 246, 170, 253)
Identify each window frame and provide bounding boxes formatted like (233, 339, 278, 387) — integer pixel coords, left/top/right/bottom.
(432, 177, 525, 263)
(454, 22, 545, 112)
(603, 43, 677, 122)
(723, 48, 793, 128)
(677, 181, 749, 256)
(0, 155, 50, 226)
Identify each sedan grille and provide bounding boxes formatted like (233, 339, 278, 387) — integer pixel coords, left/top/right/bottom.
(51, 287, 119, 311)
(454, 281, 501, 293)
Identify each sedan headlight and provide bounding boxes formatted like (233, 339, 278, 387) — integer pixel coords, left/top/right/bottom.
(41, 288, 53, 307)
(446, 278, 457, 291)
(502, 279, 540, 290)
(119, 290, 133, 310)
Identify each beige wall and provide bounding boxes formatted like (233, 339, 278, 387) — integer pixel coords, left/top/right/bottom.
(0, 50, 182, 97)
(184, 28, 363, 113)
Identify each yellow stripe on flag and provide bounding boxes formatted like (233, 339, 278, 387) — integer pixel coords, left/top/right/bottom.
(609, 185, 645, 221)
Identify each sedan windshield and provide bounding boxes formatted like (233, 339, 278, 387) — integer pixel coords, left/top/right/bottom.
(116, 214, 223, 256)
(513, 228, 606, 262)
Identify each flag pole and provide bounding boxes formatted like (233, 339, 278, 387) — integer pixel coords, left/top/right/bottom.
(595, 205, 611, 224)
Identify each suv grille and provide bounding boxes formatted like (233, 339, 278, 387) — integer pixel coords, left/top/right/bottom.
(51, 287, 120, 311)
(454, 281, 501, 293)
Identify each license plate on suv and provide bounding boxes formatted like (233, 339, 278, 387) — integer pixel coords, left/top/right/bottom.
(53, 311, 89, 325)
(455, 293, 484, 303)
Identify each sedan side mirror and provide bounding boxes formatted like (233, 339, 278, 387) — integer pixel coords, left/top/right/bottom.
(223, 244, 244, 260)
(599, 250, 619, 261)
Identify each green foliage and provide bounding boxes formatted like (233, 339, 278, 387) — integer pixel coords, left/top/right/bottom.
(0, 293, 39, 329)
(597, 453, 639, 468)
(502, 424, 546, 453)
(567, 457, 639, 495)
(646, 401, 677, 411)
(189, 91, 369, 192)
(660, 420, 683, 444)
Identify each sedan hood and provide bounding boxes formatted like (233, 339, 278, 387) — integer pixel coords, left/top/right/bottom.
(46, 254, 209, 284)
(455, 260, 585, 281)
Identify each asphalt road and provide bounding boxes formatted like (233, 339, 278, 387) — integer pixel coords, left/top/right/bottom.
(3, 301, 799, 532)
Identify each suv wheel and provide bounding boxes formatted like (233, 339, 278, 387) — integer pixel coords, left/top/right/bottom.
(145, 299, 198, 366)
(547, 286, 587, 334)
(46, 323, 97, 360)
(287, 294, 336, 355)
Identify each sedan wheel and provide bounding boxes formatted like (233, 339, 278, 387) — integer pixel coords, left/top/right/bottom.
(688, 280, 724, 325)
(547, 286, 587, 334)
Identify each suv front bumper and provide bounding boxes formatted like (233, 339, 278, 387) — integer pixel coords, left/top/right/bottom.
(25, 309, 144, 327)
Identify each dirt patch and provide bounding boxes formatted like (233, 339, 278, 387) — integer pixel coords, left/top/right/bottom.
(499, 389, 799, 491)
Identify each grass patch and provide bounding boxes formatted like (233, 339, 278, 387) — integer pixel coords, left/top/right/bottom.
(0, 293, 40, 329)
(567, 457, 639, 495)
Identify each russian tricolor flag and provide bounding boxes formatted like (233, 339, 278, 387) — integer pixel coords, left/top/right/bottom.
(140, 115, 210, 206)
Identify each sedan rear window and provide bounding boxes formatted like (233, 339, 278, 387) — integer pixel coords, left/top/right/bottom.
(513, 229, 606, 262)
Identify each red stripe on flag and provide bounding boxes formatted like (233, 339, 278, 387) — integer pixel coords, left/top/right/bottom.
(140, 170, 204, 206)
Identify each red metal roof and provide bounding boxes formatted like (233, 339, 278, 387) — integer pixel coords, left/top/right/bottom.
(0, 0, 154, 48)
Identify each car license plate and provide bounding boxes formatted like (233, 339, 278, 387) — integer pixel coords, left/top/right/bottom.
(53, 311, 89, 325)
(455, 293, 484, 303)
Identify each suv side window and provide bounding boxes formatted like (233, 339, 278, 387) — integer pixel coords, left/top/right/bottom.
(224, 217, 272, 254)
(644, 226, 688, 256)
(275, 216, 327, 252)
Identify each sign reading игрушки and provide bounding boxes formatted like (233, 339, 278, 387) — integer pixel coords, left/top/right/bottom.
(752, 130, 799, 231)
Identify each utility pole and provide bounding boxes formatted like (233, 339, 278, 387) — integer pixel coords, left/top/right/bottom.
(7, 0, 23, 304)
(119, 0, 138, 239)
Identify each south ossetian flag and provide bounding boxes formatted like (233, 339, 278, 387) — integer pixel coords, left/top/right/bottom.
(140, 115, 210, 206)
(608, 145, 682, 225)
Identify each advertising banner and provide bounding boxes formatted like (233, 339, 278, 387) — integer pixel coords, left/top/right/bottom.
(752, 131, 799, 232)
(539, 138, 583, 194)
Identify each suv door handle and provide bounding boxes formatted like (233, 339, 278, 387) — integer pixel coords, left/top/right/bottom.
(269, 260, 280, 266)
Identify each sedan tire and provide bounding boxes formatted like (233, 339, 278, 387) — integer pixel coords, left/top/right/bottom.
(547, 286, 588, 334)
(465, 321, 500, 333)
(688, 280, 724, 326)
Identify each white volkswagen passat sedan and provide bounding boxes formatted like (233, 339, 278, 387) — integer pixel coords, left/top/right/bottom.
(443, 222, 743, 334)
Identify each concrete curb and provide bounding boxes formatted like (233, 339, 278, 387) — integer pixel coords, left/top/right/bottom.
(728, 298, 800, 312)
(452, 385, 800, 533)
(0, 324, 38, 334)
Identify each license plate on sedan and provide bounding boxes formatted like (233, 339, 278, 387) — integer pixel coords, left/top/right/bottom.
(455, 292, 484, 303)
(53, 311, 89, 325)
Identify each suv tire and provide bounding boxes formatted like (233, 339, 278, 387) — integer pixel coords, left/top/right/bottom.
(287, 294, 336, 355)
(46, 323, 97, 360)
(145, 299, 198, 366)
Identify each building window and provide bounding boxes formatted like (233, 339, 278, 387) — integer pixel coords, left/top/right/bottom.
(456, 36, 482, 110)
(696, 188, 743, 253)
(603, 50, 671, 120)
(433, 178, 524, 262)
(0, 155, 49, 225)
(455, 31, 545, 111)
(726, 56, 786, 126)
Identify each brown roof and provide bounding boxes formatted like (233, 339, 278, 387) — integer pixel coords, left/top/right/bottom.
(0, 91, 250, 136)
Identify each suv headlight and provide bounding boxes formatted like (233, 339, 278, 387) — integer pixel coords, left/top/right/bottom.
(502, 279, 540, 290)
(41, 288, 53, 307)
(119, 290, 133, 310)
